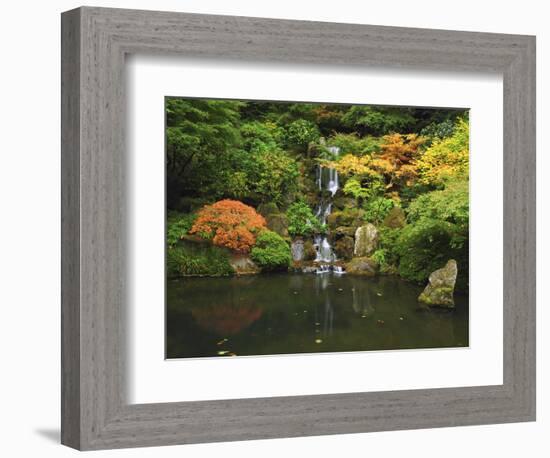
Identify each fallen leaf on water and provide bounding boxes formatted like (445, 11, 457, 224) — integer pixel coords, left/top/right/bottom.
(216, 338, 228, 345)
(315, 339, 323, 344)
(376, 292, 383, 296)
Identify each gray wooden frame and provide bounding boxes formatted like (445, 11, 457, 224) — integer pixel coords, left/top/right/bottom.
(61, 6, 536, 451)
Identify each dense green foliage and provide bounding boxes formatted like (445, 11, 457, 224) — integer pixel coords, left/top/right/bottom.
(286, 201, 323, 237)
(362, 197, 395, 224)
(167, 212, 197, 247)
(251, 231, 292, 271)
(167, 243, 234, 277)
(399, 181, 469, 291)
(166, 97, 469, 293)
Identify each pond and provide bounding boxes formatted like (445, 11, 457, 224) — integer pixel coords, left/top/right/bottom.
(166, 273, 469, 359)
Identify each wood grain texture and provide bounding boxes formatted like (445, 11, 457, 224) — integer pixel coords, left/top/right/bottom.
(61, 6, 536, 450)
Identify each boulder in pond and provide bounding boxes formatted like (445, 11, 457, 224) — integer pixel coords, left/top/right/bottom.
(354, 223, 379, 257)
(345, 257, 378, 276)
(418, 259, 458, 307)
(383, 206, 406, 229)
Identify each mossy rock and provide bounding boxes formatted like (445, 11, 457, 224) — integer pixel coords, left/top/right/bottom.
(345, 257, 378, 276)
(418, 259, 458, 307)
(266, 213, 289, 238)
(327, 209, 365, 230)
(257, 202, 279, 217)
(353, 223, 379, 257)
(332, 226, 356, 240)
(383, 206, 406, 229)
(303, 240, 317, 261)
(333, 236, 354, 260)
(332, 196, 357, 211)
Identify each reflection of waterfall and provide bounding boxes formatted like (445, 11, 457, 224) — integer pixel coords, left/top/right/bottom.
(314, 146, 340, 268)
(314, 274, 333, 337)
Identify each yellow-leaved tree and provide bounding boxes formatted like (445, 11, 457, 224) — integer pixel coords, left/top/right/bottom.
(416, 118, 469, 187)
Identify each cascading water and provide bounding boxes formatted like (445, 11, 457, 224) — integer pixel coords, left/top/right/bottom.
(313, 146, 344, 273)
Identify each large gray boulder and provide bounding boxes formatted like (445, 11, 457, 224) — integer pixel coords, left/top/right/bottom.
(418, 259, 458, 307)
(354, 223, 379, 257)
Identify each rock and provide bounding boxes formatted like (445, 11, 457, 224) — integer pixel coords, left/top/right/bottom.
(418, 259, 458, 307)
(327, 209, 365, 230)
(331, 226, 356, 240)
(301, 266, 318, 274)
(354, 223, 379, 257)
(257, 202, 279, 217)
(266, 213, 289, 238)
(332, 196, 357, 211)
(326, 212, 341, 230)
(291, 239, 304, 262)
(303, 240, 317, 261)
(383, 206, 406, 228)
(345, 257, 378, 276)
(229, 254, 260, 275)
(333, 236, 355, 260)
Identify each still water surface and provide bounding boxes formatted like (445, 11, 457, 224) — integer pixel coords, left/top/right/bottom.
(166, 273, 468, 359)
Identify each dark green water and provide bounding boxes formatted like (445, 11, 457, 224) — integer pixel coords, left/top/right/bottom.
(166, 273, 468, 359)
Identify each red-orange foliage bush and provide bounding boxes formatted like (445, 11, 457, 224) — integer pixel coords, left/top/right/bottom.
(189, 200, 267, 253)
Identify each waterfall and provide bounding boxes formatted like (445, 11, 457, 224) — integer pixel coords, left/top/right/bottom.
(313, 146, 344, 273)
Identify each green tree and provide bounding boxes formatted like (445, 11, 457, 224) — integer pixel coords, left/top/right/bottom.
(287, 201, 323, 237)
(285, 119, 321, 152)
(416, 118, 469, 187)
(166, 98, 243, 203)
(341, 106, 416, 136)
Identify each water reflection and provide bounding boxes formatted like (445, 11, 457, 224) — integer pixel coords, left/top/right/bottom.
(166, 273, 468, 359)
(191, 303, 262, 335)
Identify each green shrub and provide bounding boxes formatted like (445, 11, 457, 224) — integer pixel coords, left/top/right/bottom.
(287, 201, 323, 237)
(394, 218, 469, 291)
(251, 230, 291, 271)
(406, 181, 469, 236)
(285, 119, 321, 152)
(363, 197, 395, 224)
(167, 242, 234, 277)
(328, 132, 381, 155)
(167, 212, 197, 247)
(375, 227, 401, 273)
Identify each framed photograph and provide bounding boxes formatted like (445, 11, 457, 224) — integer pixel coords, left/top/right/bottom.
(61, 6, 536, 450)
